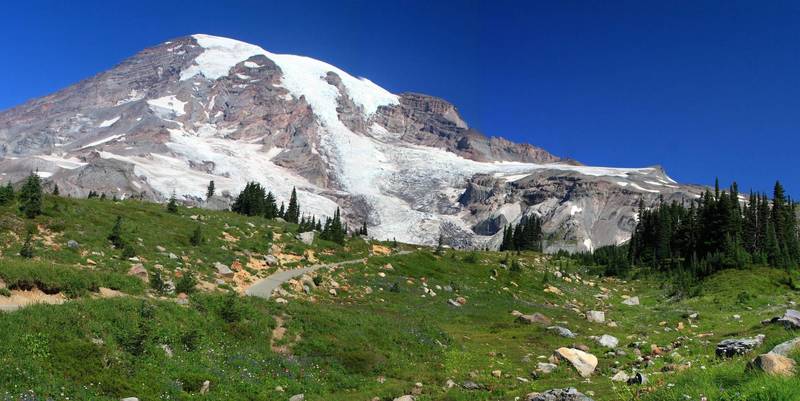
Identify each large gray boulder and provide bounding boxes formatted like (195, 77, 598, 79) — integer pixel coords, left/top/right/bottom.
(526, 388, 594, 401)
(778, 309, 800, 329)
(716, 334, 765, 358)
(298, 231, 315, 245)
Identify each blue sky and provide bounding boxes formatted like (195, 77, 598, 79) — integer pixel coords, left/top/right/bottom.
(1, 0, 798, 197)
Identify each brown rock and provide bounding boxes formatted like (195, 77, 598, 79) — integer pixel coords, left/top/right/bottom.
(750, 353, 796, 376)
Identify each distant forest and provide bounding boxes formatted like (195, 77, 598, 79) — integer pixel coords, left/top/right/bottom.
(575, 180, 799, 280)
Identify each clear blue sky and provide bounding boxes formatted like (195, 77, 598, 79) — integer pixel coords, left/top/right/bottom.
(1, 0, 798, 197)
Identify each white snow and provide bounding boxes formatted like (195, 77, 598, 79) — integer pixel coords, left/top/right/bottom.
(182, 34, 399, 119)
(36, 155, 87, 170)
(630, 183, 661, 193)
(583, 238, 594, 252)
(35, 171, 53, 178)
(79, 134, 125, 150)
(98, 116, 120, 128)
(235, 73, 250, 80)
(570, 205, 583, 216)
(147, 95, 187, 118)
(243, 61, 261, 68)
(115, 89, 145, 106)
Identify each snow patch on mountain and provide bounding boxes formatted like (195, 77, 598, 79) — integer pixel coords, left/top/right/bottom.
(182, 34, 399, 120)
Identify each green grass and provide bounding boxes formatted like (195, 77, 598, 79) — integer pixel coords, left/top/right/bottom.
(1, 195, 800, 400)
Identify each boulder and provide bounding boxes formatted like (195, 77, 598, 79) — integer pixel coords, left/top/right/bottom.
(200, 380, 210, 394)
(120, 398, 140, 401)
(548, 326, 576, 338)
(127, 264, 149, 282)
(750, 353, 795, 376)
(610, 371, 629, 382)
(596, 334, 619, 348)
(770, 337, 800, 356)
(525, 388, 594, 401)
(289, 394, 305, 401)
(461, 381, 485, 390)
(393, 396, 415, 401)
(554, 347, 597, 377)
(215, 262, 234, 278)
(298, 231, 315, 245)
(621, 296, 639, 306)
(716, 334, 765, 358)
(537, 362, 558, 374)
(586, 310, 605, 323)
(67, 240, 80, 249)
(516, 312, 552, 325)
(777, 309, 800, 329)
(626, 372, 647, 385)
(264, 255, 279, 266)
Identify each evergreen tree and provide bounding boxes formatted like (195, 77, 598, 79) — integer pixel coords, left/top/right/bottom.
(264, 191, 278, 219)
(0, 182, 13, 205)
(278, 202, 285, 219)
(285, 187, 300, 223)
(190, 225, 203, 246)
(206, 180, 215, 200)
(18, 173, 43, 219)
(435, 233, 444, 255)
(19, 227, 34, 258)
(52, 184, 59, 196)
(108, 216, 125, 249)
(232, 182, 266, 216)
(166, 191, 179, 213)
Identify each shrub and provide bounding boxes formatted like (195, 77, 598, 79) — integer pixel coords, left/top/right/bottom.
(189, 225, 203, 246)
(19, 228, 35, 259)
(175, 272, 197, 295)
(219, 293, 243, 324)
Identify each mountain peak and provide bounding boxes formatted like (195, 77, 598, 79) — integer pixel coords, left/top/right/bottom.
(0, 35, 701, 251)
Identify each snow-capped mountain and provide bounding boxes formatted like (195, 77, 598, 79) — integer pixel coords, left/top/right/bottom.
(0, 34, 702, 250)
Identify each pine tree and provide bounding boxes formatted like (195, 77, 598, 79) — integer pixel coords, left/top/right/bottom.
(166, 191, 179, 213)
(190, 225, 203, 246)
(206, 180, 215, 200)
(0, 182, 13, 205)
(435, 233, 444, 255)
(108, 216, 125, 249)
(18, 173, 43, 219)
(232, 182, 266, 216)
(19, 227, 34, 258)
(264, 191, 278, 219)
(52, 184, 59, 196)
(278, 202, 285, 219)
(285, 187, 300, 223)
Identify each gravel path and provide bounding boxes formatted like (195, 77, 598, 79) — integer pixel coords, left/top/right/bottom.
(244, 258, 367, 299)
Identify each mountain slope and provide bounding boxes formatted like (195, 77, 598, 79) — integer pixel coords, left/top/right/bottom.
(0, 34, 702, 250)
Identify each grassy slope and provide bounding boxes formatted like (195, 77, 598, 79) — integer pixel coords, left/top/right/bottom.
(0, 195, 799, 400)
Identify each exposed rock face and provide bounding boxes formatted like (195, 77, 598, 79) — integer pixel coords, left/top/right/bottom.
(716, 335, 765, 358)
(0, 34, 703, 250)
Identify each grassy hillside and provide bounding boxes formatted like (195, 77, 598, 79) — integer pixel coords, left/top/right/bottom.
(0, 195, 799, 400)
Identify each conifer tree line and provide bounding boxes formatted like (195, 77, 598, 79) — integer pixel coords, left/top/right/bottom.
(584, 179, 800, 279)
(231, 182, 350, 244)
(499, 215, 544, 252)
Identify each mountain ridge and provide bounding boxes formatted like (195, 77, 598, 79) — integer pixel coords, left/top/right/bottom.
(0, 34, 702, 250)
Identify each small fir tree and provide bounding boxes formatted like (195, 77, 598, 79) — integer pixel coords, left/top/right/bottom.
(166, 191, 179, 213)
(18, 173, 43, 219)
(206, 180, 215, 200)
(190, 225, 203, 246)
